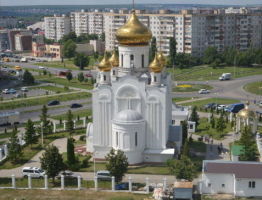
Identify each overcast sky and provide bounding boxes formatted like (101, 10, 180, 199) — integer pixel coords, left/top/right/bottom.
(1, 0, 262, 6)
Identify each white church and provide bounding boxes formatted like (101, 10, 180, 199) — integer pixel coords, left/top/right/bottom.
(86, 10, 188, 164)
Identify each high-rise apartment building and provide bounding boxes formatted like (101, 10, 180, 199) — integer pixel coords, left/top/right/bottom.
(44, 14, 71, 41)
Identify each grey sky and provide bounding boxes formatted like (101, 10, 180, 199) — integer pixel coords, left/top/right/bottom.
(1, 0, 262, 6)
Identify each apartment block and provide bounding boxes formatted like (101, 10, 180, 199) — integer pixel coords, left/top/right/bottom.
(44, 15, 71, 41)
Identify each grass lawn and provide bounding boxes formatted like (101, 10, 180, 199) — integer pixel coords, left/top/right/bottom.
(172, 97, 199, 103)
(51, 109, 92, 121)
(181, 98, 240, 108)
(190, 140, 206, 153)
(243, 81, 262, 95)
(0, 92, 90, 110)
(196, 117, 233, 140)
(167, 65, 262, 81)
(173, 84, 213, 92)
(32, 85, 73, 93)
(0, 129, 86, 170)
(36, 75, 94, 90)
(0, 189, 149, 200)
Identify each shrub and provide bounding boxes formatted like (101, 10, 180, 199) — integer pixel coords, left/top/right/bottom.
(79, 135, 86, 141)
(81, 155, 91, 168)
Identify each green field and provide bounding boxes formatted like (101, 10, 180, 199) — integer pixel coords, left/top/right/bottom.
(32, 85, 73, 93)
(0, 92, 90, 110)
(168, 65, 262, 81)
(172, 97, 199, 103)
(244, 81, 262, 95)
(173, 84, 212, 92)
(36, 76, 94, 90)
(51, 109, 92, 121)
(181, 98, 240, 108)
(0, 189, 149, 200)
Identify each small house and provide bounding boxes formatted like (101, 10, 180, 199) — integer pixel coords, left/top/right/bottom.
(173, 181, 193, 200)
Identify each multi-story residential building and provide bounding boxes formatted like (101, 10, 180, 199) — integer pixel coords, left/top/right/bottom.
(44, 14, 70, 41)
(70, 9, 262, 57)
(0, 30, 10, 51)
(14, 33, 32, 51)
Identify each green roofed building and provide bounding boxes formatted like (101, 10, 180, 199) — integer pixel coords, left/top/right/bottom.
(231, 145, 244, 162)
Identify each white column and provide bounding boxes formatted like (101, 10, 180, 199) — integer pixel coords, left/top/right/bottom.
(61, 175, 65, 190)
(74, 120, 76, 129)
(128, 176, 132, 192)
(0, 148, 3, 161)
(163, 177, 167, 191)
(44, 175, 48, 189)
(99, 71, 111, 85)
(77, 176, 81, 190)
(53, 122, 56, 133)
(83, 118, 86, 128)
(11, 175, 16, 189)
(28, 174, 32, 189)
(63, 121, 66, 131)
(229, 112, 233, 122)
(4, 144, 8, 157)
(208, 113, 211, 122)
(145, 177, 149, 194)
(150, 72, 161, 86)
(111, 176, 115, 191)
(94, 176, 98, 191)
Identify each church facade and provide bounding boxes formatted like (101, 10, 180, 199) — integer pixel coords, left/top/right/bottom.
(86, 11, 183, 164)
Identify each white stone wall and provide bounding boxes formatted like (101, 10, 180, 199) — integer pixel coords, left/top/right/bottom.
(235, 178, 262, 197)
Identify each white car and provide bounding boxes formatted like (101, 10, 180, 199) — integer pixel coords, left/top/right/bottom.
(259, 101, 262, 108)
(217, 105, 226, 110)
(21, 87, 28, 92)
(22, 167, 45, 178)
(2, 89, 9, 94)
(39, 66, 46, 70)
(198, 89, 210, 94)
(96, 170, 111, 181)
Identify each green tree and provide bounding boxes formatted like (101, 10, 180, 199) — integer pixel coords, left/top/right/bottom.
(24, 119, 37, 148)
(62, 39, 76, 59)
(105, 149, 129, 182)
(60, 32, 77, 43)
(40, 105, 52, 135)
(189, 106, 199, 128)
(210, 113, 216, 129)
(74, 53, 89, 70)
(181, 121, 188, 145)
(100, 32, 105, 41)
(67, 138, 75, 166)
(77, 72, 85, 83)
(203, 46, 218, 64)
(169, 37, 177, 67)
(66, 71, 73, 82)
(66, 110, 74, 134)
(8, 128, 23, 164)
(181, 139, 190, 157)
(23, 70, 35, 85)
(40, 145, 64, 183)
(149, 37, 157, 62)
(239, 126, 258, 161)
(166, 155, 196, 181)
(216, 113, 226, 132)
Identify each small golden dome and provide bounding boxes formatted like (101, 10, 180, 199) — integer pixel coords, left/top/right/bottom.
(98, 53, 111, 72)
(149, 54, 162, 73)
(116, 10, 152, 46)
(237, 105, 255, 119)
(157, 51, 166, 67)
(109, 50, 119, 67)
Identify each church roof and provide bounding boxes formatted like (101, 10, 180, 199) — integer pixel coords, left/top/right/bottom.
(114, 109, 143, 123)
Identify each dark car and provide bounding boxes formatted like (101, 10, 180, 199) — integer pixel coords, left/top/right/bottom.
(47, 100, 60, 106)
(203, 103, 215, 109)
(224, 103, 244, 113)
(70, 103, 83, 109)
(56, 170, 78, 179)
(115, 182, 129, 190)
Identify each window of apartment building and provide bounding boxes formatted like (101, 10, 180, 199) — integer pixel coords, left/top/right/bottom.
(222, 184, 225, 188)
(249, 181, 256, 188)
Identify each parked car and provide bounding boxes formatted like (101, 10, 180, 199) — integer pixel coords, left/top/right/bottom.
(96, 170, 111, 181)
(21, 87, 29, 92)
(217, 104, 226, 110)
(47, 100, 60, 106)
(115, 182, 129, 190)
(8, 88, 16, 94)
(56, 171, 78, 179)
(20, 57, 28, 63)
(85, 73, 93, 78)
(259, 101, 262, 108)
(198, 89, 210, 94)
(70, 103, 83, 108)
(224, 103, 245, 113)
(39, 66, 46, 70)
(14, 93, 22, 98)
(2, 89, 9, 94)
(22, 167, 45, 178)
(203, 103, 216, 109)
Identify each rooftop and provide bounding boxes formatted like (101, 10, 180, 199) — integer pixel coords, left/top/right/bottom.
(174, 181, 193, 189)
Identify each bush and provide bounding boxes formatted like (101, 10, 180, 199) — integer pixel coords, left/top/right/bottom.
(79, 135, 86, 141)
(81, 155, 91, 168)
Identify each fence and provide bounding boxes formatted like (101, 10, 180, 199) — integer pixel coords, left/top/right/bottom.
(0, 174, 166, 194)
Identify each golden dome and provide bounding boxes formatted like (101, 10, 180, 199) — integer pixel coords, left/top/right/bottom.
(98, 53, 111, 72)
(116, 10, 152, 46)
(149, 54, 162, 73)
(157, 51, 166, 67)
(237, 105, 255, 119)
(109, 50, 119, 67)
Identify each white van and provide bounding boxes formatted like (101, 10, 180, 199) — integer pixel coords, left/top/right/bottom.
(96, 170, 111, 181)
(22, 167, 45, 178)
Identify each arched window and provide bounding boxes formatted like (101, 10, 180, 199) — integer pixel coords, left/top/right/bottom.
(103, 75, 106, 81)
(141, 54, 144, 68)
(121, 54, 123, 67)
(154, 76, 157, 82)
(130, 54, 134, 61)
(135, 132, 138, 147)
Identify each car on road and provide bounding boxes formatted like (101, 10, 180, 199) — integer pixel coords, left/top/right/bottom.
(8, 88, 16, 94)
(22, 167, 45, 178)
(21, 87, 29, 92)
(2, 89, 9, 94)
(56, 170, 78, 179)
(96, 170, 111, 181)
(39, 66, 46, 70)
(47, 100, 60, 106)
(20, 57, 28, 63)
(70, 103, 83, 109)
(198, 89, 210, 94)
